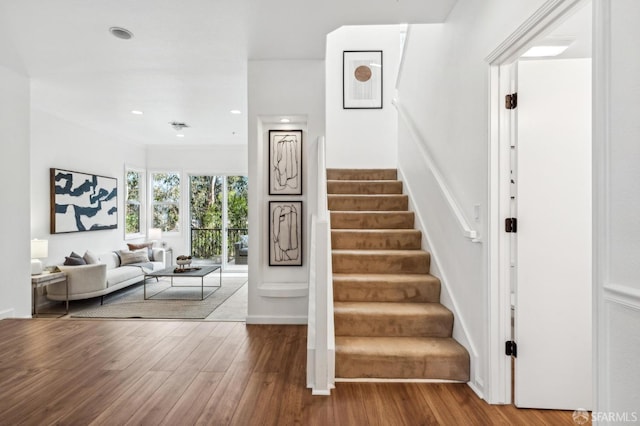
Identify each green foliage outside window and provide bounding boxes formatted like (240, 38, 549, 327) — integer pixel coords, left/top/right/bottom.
(125, 170, 141, 235)
(152, 172, 180, 232)
(189, 175, 248, 260)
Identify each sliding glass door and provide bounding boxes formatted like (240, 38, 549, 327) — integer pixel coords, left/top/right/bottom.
(189, 175, 248, 270)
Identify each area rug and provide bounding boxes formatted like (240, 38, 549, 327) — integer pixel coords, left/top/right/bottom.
(71, 274, 247, 319)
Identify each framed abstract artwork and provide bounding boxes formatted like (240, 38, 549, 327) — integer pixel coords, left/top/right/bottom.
(269, 200, 302, 266)
(269, 129, 302, 195)
(50, 168, 118, 233)
(343, 50, 383, 109)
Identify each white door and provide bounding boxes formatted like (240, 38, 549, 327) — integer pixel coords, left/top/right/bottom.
(514, 58, 592, 410)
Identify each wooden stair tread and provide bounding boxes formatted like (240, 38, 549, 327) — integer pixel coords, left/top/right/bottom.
(332, 249, 428, 255)
(336, 336, 468, 358)
(333, 273, 441, 303)
(327, 169, 397, 181)
(328, 194, 408, 199)
(333, 273, 439, 282)
(327, 179, 401, 184)
(327, 180, 403, 195)
(331, 229, 422, 250)
(334, 301, 451, 317)
(335, 336, 470, 381)
(331, 229, 420, 234)
(330, 211, 415, 229)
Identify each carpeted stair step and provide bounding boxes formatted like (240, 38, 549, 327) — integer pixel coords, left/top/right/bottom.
(327, 169, 397, 181)
(328, 194, 408, 211)
(333, 273, 441, 303)
(331, 229, 422, 250)
(334, 301, 453, 337)
(335, 336, 470, 381)
(330, 211, 415, 229)
(332, 249, 430, 274)
(327, 180, 403, 195)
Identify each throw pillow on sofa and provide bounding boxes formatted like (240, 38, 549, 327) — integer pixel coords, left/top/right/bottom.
(119, 249, 150, 265)
(126, 242, 154, 261)
(83, 250, 99, 264)
(64, 251, 86, 266)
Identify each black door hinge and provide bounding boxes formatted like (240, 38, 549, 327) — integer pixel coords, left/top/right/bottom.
(505, 218, 517, 233)
(505, 93, 518, 109)
(505, 341, 517, 357)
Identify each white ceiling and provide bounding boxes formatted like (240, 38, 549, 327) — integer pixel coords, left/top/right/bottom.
(0, 0, 457, 146)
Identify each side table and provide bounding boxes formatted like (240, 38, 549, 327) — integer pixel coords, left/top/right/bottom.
(31, 272, 69, 318)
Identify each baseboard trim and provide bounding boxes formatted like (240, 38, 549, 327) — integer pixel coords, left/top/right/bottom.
(335, 378, 466, 384)
(245, 315, 307, 324)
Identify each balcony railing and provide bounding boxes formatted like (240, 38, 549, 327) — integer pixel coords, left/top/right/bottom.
(190, 227, 248, 261)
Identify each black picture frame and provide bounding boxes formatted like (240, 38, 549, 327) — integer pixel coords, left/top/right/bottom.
(269, 200, 303, 266)
(343, 50, 383, 109)
(269, 129, 303, 195)
(50, 168, 118, 234)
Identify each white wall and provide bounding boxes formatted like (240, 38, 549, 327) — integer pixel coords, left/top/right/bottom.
(0, 65, 31, 318)
(247, 59, 325, 323)
(145, 144, 248, 258)
(594, 0, 640, 416)
(325, 25, 402, 169)
(395, 0, 547, 398)
(30, 109, 146, 264)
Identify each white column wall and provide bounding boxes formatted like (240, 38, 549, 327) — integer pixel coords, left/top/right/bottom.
(0, 65, 31, 318)
(247, 59, 325, 323)
(325, 25, 403, 169)
(594, 0, 640, 417)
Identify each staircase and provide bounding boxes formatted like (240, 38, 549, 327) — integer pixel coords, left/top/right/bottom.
(328, 168, 470, 381)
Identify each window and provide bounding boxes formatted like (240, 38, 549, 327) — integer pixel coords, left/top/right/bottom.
(125, 168, 144, 238)
(152, 172, 181, 233)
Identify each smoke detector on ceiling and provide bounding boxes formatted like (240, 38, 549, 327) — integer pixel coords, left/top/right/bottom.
(170, 121, 189, 131)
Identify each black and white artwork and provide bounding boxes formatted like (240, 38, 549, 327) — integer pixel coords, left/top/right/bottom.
(269, 129, 302, 195)
(269, 201, 302, 266)
(50, 168, 118, 233)
(343, 50, 383, 109)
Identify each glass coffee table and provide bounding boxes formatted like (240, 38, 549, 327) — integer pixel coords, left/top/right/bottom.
(143, 265, 221, 300)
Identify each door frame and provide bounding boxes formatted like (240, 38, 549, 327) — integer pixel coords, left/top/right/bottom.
(485, 0, 589, 404)
(187, 173, 249, 272)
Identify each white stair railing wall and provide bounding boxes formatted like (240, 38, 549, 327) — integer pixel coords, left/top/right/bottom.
(306, 136, 335, 395)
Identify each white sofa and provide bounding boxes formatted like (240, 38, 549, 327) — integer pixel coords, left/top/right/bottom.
(47, 248, 166, 302)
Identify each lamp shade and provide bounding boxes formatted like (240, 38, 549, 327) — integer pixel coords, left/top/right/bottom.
(148, 228, 162, 241)
(31, 239, 48, 259)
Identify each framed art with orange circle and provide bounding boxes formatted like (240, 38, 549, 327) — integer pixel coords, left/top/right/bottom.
(343, 50, 383, 109)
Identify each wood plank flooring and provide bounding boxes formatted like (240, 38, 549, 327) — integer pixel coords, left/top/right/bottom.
(0, 319, 579, 425)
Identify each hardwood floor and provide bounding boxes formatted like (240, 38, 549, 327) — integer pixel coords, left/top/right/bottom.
(0, 319, 578, 425)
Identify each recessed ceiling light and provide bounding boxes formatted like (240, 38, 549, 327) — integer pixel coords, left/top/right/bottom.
(521, 45, 570, 58)
(230, 110, 241, 115)
(131, 110, 143, 115)
(109, 27, 134, 40)
(176, 134, 185, 138)
(280, 118, 291, 123)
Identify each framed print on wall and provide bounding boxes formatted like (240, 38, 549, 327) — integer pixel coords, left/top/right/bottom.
(343, 50, 383, 109)
(269, 129, 303, 195)
(50, 168, 118, 233)
(269, 200, 302, 266)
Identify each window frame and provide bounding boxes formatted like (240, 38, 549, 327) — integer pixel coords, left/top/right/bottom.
(124, 166, 146, 240)
(150, 170, 182, 235)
